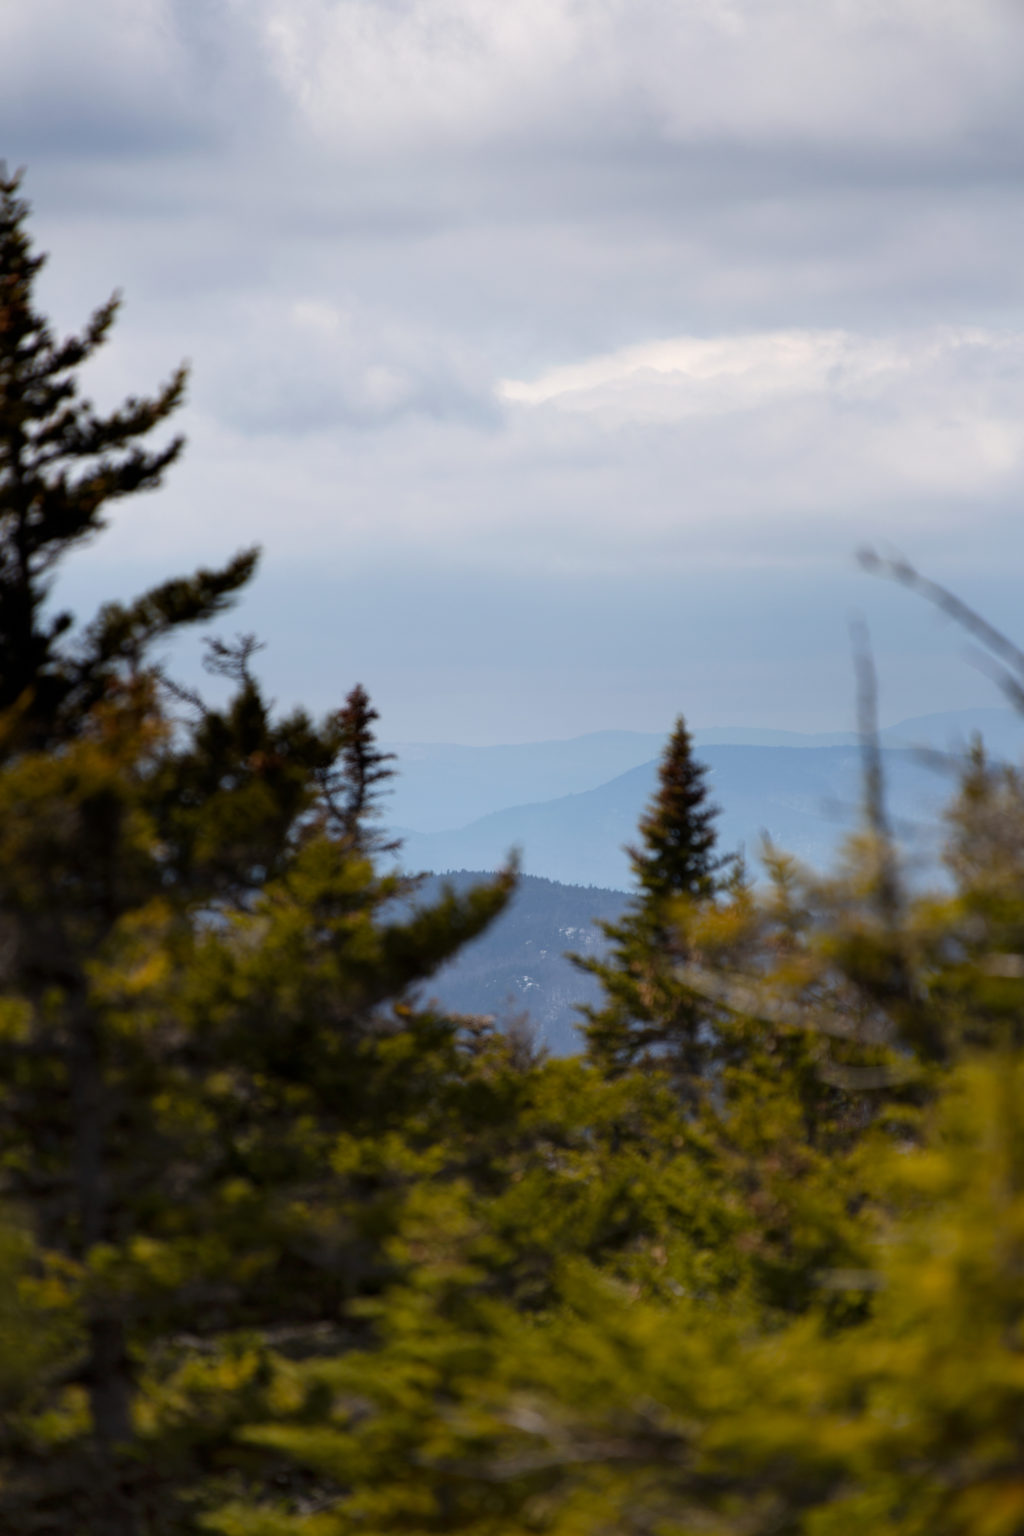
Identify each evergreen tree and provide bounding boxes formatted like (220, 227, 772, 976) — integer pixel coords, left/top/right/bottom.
(20, 146, 1024, 1536)
(319, 683, 398, 853)
(217, 720, 1024, 1536)
(0, 169, 513, 1535)
(629, 715, 722, 913)
(579, 716, 728, 1083)
(0, 166, 255, 751)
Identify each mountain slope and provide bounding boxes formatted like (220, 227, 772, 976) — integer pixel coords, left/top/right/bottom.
(411, 872, 628, 1055)
(384, 708, 1024, 838)
(399, 744, 955, 889)
(381, 731, 665, 832)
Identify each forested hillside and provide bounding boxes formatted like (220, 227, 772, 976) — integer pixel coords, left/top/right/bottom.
(412, 873, 628, 1053)
(5, 170, 1024, 1536)
(388, 706, 1024, 879)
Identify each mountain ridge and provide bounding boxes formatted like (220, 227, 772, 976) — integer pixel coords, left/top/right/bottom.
(383, 707, 1024, 837)
(396, 743, 956, 890)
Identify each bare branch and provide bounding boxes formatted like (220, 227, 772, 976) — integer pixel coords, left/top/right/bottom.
(859, 548, 1024, 713)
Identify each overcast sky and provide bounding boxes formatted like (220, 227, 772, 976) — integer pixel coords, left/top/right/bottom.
(4, 0, 1024, 741)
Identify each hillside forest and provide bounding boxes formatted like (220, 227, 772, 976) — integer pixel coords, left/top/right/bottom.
(4, 167, 1024, 1536)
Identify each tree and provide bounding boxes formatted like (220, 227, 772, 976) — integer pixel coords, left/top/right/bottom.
(629, 715, 723, 913)
(215, 699, 1024, 1536)
(319, 683, 399, 853)
(578, 716, 729, 1084)
(0, 168, 513, 1535)
(0, 166, 255, 751)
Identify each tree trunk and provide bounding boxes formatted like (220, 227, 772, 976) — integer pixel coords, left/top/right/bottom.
(68, 990, 138, 1536)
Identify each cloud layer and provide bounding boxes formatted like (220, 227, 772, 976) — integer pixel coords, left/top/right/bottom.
(3, 0, 1024, 737)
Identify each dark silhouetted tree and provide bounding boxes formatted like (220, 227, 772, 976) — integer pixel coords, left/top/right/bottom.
(320, 683, 398, 852)
(578, 716, 728, 1083)
(0, 168, 513, 1536)
(0, 166, 256, 751)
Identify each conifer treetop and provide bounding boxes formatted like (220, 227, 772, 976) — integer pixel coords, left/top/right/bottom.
(0, 165, 256, 744)
(628, 715, 722, 905)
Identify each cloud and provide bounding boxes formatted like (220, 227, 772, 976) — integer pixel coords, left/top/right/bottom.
(501, 330, 886, 410)
(67, 322, 1019, 600)
(198, 297, 499, 433)
(244, 0, 1024, 156)
(497, 326, 1024, 520)
(8, 0, 1024, 738)
(5, 0, 1021, 173)
(0, 0, 281, 161)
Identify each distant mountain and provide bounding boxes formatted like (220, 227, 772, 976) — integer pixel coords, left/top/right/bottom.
(399, 744, 958, 890)
(697, 706, 1024, 752)
(384, 708, 1024, 836)
(878, 707, 1024, 757)
(381, 731, 665, 833)
(411, 872, 628, 1055)
(393, 712, 1024, 1047)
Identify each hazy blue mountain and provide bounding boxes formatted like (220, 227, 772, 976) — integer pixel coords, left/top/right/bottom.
(878, 707, 1024, 756)
(393, 710, 1024, 1046)
(694, 727, 857, 747)
(398, 744, 958, 890)
(410, 872, 628, 1055)
(384, 708, 1024, 837)
(380, 731, 665, 832)
(698, 707, 1024, 752)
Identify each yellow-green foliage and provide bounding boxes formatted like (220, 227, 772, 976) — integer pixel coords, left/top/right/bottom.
(9, 164, 1024, 1536)
(203, 758, 1024, 1536)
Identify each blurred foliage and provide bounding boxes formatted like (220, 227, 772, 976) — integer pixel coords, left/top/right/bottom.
(6, 165, 1024, 1536)
(0, 168, 512, 1534)
(207, 730, 1024, 1536)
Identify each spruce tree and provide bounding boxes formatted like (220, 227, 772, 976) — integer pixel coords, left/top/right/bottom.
(579, 716, 727, 1082)
(319, 683, 399, 853)
(219, 711, 1024, 1536)
(629, 715, 721, 912)
(0, 169, 513, 1535)
(0, 167, 256, 750)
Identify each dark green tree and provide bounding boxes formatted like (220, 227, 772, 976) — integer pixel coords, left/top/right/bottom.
(319, 683, 398, 852)
(578, 716, 728, 1083)
(0, 165, 256, 750)
(0, 168, 513, 1535)
(629, 715, 722, 913)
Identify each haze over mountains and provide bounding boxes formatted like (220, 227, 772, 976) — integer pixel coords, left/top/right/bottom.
(388, 708, 1024, 892)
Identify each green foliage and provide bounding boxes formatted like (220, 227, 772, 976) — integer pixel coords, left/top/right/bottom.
(579, 716, 730, 1083)
(7, 166, 1024, 1536)
(629, 715, 724, 908)
(211, 732, 1024, 1536)
(0, 171, 514, 1534)
(0, 167, 250, 750)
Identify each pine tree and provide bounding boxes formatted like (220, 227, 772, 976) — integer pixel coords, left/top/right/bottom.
(0, 166, 256, 751)
(629, 716, 722, 913)
(0, 169, 514, 1534)
(579, 716, 727, 1083)
(218, 717, 1024, 1536)
(318, 683, 398, 853)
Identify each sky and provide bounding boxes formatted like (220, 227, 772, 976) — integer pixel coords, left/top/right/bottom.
(4, 0, 1024, 742)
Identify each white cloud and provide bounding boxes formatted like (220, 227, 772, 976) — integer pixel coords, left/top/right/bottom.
(500, 327, 1024, 502)
(8, 0, 1024, 737)
(243, 0, 1024, 154)
(501, 330, 888, 410)
(6, 0, 1020, 163)
(77, 323, 1020, 588)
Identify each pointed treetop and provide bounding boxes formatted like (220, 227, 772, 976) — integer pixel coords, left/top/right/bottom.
(0, 165, 257, 746)
(628, 715, 723, 905)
